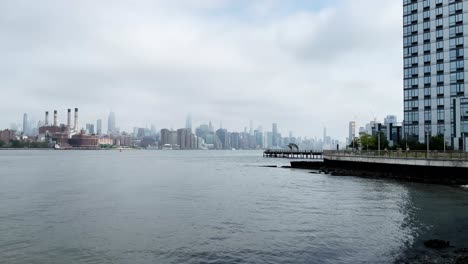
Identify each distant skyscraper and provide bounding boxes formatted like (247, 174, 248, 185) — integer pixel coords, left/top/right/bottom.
(108, 112, 116, 134)
(384, 115, 397, 126)
(209, 121, 213, 132)
(186, 114, 192, 131)
(348, 121, 356, 145)
(323, 127, 327, 142)
(272, 123, 278, 147)
(96, 119, 102, 135)
(23, 113, 29, 135)
(86, 124, 95, 134)
(249, 120, 253, 136)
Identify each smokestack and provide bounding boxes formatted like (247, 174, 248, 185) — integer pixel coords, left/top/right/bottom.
(45, 111, 49, 126)
(67, 109, 71, 128)
(53, 110, 58, 127)
(74, 108, 78, 131)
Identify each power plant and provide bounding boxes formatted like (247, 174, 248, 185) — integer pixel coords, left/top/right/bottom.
(38, 108, 99, 149)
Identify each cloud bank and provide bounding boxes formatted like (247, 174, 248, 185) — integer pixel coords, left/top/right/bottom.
(0, 0, 402, 138)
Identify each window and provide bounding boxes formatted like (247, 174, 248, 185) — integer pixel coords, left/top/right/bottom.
(425, 87, 431, 97)
(437, 125, 445, 135)
(449, 14, 463, 26)
(425, 98, 431, 108)
(438, 109, 445, 121)
(450, 25, 463, 37)
(450, 72, 464, 83)
(450, 60, 464, 72)
(424, 54, 431, 63)
(425, 110, 432, 122)
(424, 43, 431, 53)
(436, 63, 444, 72)
(450, 83, 465, 96)
(436, 30, 444, 40)
(437, 51, 444, 61)
(449, 37, 464, 48)
(424, 76, 431, 85)
(450, 48, 464, 60)
(436, 18, 443, 28)
(436, 7, 443, 17)
(424, 65, 431, 75)
(437, 98, 444, 107)
(423, 0, 430, 9)
(437, 86, 444, 95)
(449, 2, 463, 15)
(437, 75, 444, 84)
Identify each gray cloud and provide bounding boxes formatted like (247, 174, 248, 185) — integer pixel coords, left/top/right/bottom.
(0, 0, 402, 139)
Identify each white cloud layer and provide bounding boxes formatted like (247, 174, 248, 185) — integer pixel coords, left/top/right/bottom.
(0, 0, 402, 139)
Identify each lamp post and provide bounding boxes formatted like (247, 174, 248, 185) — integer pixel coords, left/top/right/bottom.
(378, 132, 381, 156)
(443, 128, 446, 153)
(425, 128, 430, 158)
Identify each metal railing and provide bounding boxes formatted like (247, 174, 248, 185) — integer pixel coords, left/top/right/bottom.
(264, 149, 322, 154)
(323, 150, 468, 161)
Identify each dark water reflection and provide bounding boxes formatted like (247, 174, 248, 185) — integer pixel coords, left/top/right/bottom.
(0, 150, 467, 263)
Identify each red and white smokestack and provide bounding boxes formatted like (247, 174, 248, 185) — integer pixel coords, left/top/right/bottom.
(53, 110, 58, 127)
(67, 109, 71, 128)
(45, 111, 49, 126)
(74, 108, 78, 131)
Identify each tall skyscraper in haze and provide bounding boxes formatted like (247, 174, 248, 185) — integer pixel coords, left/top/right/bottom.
(403, 0, 468, 149)
(348, 121, 356, 145)
(108, 112, 116, 134)
(272, 123, 278, 147)
(23, 113, 29, 135)
(185, 114, 192, 131)
(323, 127, 327, 142)
(96, 119, 102, 135)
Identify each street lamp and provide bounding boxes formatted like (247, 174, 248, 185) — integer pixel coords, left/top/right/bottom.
(443, 128, 446, 153)
(425, 128, 430, 158)
(378, 131, 381, 156)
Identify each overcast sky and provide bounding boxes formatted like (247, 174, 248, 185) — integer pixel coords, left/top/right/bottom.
(1, 0, 402, 139)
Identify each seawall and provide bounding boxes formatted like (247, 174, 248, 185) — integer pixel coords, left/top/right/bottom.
(291, 155, 468, 185)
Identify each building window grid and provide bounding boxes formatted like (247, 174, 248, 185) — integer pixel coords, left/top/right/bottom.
(404, 0, 467, 138)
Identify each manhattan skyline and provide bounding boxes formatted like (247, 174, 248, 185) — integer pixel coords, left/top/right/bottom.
(0, 0, 402, 139)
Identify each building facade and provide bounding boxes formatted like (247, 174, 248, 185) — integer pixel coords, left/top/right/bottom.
(348, 121, 356, 145)
(108, 112, 116, 135)
(403, 0, 468, 149)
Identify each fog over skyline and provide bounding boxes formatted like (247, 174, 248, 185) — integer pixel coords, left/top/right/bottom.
(1, 0, 402, 139)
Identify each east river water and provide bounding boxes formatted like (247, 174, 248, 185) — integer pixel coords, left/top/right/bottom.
(1, 150, 468, 263)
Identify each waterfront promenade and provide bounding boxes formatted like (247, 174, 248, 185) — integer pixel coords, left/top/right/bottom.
(323, 150, 468, 168)
(263, 149, 323, 159)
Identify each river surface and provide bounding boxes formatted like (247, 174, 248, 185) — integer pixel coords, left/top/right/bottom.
(0, 150, 468, 263)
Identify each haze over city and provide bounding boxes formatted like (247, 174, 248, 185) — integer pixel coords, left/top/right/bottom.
(0, 0, 402, 139)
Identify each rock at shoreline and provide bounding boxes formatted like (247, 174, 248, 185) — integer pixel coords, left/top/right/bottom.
(424, 239, 450, 249)
(456, 256, 468, 264)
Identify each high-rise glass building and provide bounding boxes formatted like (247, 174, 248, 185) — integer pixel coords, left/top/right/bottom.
(96, 119, 102, 135)
(108, 112, 116, 135)
(23, 113, 29, 135)
(403, 0, 468, 150)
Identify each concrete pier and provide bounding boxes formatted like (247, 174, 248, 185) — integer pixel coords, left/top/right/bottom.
(289, 150, 468, 185)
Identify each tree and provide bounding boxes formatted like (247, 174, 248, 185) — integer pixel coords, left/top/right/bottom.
(360, 133, 376, 150)
(0, 140, 4, 147)
(430, 135, 445, 150)
(374, 132, 389, 150)
(10, 140, 24, 148)
(348, 137, 360, 150)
